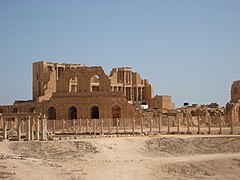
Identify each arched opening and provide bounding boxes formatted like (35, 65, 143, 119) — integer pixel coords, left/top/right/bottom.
(91, 106, 99, 119)
(48, 107, 56, 120)
(69, 106, 77, 120)
(29, 107, 36, 113)
(90, 75, 100, 92)
(191, 110, 196, 116)
(0, 108, 3, 114)
(234, 87, 238, 95)
(69, 76, 78, 92)
(12, 107, 19, 113)
(112, 105, 121, 126)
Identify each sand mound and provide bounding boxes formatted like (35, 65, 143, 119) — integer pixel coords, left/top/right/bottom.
(10, 141, 98, 161)
(146, 136, 240, 155)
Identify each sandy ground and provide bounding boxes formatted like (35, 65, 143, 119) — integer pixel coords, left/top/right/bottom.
(1, 135, 240, 180)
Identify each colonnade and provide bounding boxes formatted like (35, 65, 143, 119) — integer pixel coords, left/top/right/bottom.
(0, 113, 47, 141)
(111, 85, 144, 101)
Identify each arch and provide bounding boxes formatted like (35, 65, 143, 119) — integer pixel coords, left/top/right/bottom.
(191, 110, 196, 116)
(112, 105, 121, 126)
(29, 107, 36, 113)
(48, 107, 56, 120)
(69, 75, 78, 92)
(0, 108, 3, 114)
(90, 75, 100, 92)
(234, 87, 238, 95)
(112, 105, 121, 119)
(91, 106, 99, 119)
(12, 107, 19, 113)
(69, 106, 77, 120)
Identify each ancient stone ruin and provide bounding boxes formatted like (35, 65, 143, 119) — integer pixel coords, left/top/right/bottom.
(0, 61, 239, 141)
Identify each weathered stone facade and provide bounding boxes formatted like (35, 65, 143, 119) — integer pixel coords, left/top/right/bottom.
(0, 61, 175, 122)
(225, 80, 240, 125)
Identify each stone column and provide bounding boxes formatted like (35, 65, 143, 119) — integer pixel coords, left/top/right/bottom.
(86, 119, 89, 133)
(108, 118, 111, 134)
(140, 88, 143, 101)
(17, 117, 21, 141)
(73, 119, 77, 134)
(27, 117, 31, 141)
(53, 119, 56, 134)
(177, 117, 180, 134)
(132, 118, 135, 134)
(124, 118, 126, 133)
(208, 115, 211, 135)
(36, 118, 40, 140)
(140, 117, 144, 133)
(31, 118, 35, 141)
(93, 119, 96, 136)
(187, 114, 190, 134)
(158, 115, 162, 133)
(167, 117, 170, 134)
(116, 118, 119, 134)
(230, 116, 234, 134)
(150, 118, 152, 132)
(219, 116, 222, 135)
(41, 115, 47, 141)
(100, 119, 103, 134)
(3, 118, 7, 140)
(62, 119, 65, 134)
(197, 116, 200, 134)
(79, 119, 82, 133)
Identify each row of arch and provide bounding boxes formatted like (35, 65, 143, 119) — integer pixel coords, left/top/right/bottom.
(47, 105, 121, 120)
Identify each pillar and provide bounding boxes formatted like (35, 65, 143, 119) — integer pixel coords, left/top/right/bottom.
(53, 119, 56, 134)
(167, 117, 170, 134)
(108, 118, 111, 134)
(177, 117, 180, 134)
(219, 116, 222, 135)
(140, 117, 143, 133)
(124, 118, 126, 133)
(93, 119, 96, 136)
(135, 87, 139, 101)
(41, 115, 47, 141)
(197, 116, 201, 134)
(31, 118, 35, 141)
(27, 117, 31, 141)
(36, 118, 40, 140)
(73, 119, 77, 134)
(158, 115, 162, 133)
(150, 118, 152, 132)
(86, 119, 89, 133)
(3, 118, 7, 140)
(62, 119, 65, 134)
(139, 88, 143, 101)
(17, 118, 21, 141)
(187, 115, 190, 134)
(100, 119, 103, 134)
(230, 115, 234, 134)
(132, 118, 135, 134)
(79, 119, 82, 133)
(116, 118, 119, 134)
(208, 116, 211, 135)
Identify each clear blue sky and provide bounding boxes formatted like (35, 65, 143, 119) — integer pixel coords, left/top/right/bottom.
(0, 0, 240, 107)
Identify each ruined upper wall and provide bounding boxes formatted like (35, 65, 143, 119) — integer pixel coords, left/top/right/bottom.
(32, 61, 154, 103)
(231, 80, 240, 103)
